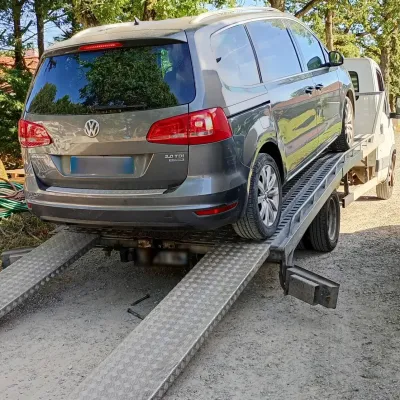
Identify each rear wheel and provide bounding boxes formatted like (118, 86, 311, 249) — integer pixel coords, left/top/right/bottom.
(306, 191, 340, 252)
(234, 154, 282, 240)
(376, 151, 396, 200)
(331, 97, 354, 152)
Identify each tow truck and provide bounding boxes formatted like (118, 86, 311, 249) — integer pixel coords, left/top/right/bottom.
(0, 57, 397, 400)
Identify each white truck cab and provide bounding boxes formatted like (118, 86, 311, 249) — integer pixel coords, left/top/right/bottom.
(342, 57, 396, 201)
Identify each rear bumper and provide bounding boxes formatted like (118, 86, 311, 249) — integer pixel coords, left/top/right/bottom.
(25, 170, 248, 230)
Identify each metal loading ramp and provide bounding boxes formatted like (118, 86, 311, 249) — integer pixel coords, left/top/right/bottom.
(0, 230, 98, 319)
(69, 242, 270, 400)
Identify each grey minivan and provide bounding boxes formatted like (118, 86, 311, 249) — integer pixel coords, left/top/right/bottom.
(20, 7, 355, 240)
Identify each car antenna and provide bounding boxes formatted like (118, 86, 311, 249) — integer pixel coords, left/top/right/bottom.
(134, 16, 140, 25)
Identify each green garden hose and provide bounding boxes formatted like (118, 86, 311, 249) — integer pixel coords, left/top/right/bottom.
(0, 179, 28, 218)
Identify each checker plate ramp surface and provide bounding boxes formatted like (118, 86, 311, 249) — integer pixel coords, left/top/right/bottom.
(70, 242, 270, 400)
(0, 230, 98, 319)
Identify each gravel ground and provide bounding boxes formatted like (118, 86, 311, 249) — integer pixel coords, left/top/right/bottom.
(1, 145, 400, 399)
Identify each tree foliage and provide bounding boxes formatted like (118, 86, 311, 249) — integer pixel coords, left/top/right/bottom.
(0, 66, 32, 165)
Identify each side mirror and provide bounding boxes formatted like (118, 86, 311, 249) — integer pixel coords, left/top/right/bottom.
(329, 51, 344, 66)
(390, 96, 400, 119)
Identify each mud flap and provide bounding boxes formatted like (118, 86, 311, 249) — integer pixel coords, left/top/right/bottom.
(285, 265, 339, 309)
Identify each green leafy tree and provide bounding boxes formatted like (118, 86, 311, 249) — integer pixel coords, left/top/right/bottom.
(0, 66, 32, 166)
(72, 0, 237, 27)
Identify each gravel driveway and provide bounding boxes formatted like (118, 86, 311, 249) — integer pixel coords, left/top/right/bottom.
(1, 144, 399, 400)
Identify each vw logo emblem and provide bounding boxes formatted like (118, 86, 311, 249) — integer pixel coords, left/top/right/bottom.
(84, 119, 100, 138)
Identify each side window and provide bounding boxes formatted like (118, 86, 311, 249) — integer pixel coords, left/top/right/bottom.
(246, 19, 302, 82)
(376, 70, 389, 114)
(376, 70, 385, 92)
(286, 20, 325, 71)
(211, 25, 260, 87)
(349, 71, 359, 92)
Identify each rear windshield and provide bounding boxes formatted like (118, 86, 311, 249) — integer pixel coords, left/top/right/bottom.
(26, 43, 195, 115)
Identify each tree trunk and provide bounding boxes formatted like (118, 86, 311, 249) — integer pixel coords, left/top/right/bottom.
(268, 0, 285, 12)
(143, 0, 157, 20)
(389, 28, 399, 111)
(74, 0, 99, 28)
(325, 8, 334, 51)
(295, 0, 321, 19)
(34, 0, 45, 58)
(12, 0, 24, 70)
(380, 43, 391, 92)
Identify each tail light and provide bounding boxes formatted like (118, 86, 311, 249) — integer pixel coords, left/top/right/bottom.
(147, 108, 232, 145)
(18, 119, 52, 148)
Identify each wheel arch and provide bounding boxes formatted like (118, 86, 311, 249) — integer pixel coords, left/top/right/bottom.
(258, 141, 286, 183)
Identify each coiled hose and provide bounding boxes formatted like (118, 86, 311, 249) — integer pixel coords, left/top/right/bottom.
(0, 178, 28, 218)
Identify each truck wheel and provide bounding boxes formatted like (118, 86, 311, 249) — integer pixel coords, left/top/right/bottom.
(331, 97, 354, 152)
(307, 191, 340, 252)
(376, 152, 396, 200)
(234, 154, 282, 240)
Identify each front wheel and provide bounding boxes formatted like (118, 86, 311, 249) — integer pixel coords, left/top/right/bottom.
(234, 154, 282, 240)
(376, 151, 396, 200)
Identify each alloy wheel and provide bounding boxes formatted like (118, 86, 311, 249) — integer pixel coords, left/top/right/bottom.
(258, 165, 280, 227)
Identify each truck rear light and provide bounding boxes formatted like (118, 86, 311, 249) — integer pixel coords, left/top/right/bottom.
(195, 202, 238, 216)
(79, 42, 123, 51)
(18, 119, 52, 148)
(147, 108, 232, 145)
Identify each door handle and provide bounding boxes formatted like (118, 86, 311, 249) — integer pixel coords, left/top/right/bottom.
(305, 86, 314, 95)
(315, 84, 324, 91)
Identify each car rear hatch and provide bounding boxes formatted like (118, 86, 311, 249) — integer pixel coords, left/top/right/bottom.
(22, 38, 196, 191)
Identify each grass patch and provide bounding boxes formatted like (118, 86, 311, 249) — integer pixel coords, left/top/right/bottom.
(0, 213, 55, 269)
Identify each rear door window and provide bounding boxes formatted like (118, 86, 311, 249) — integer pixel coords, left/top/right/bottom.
(286, 20, 325, 71)
(349, 71, 359, 92)
(376, 70, 385, 91)
(211, 24, 260, 87)
(246, 19, 302, 82)
(376, 69, 389, 114)
(26, 43, 195, 115)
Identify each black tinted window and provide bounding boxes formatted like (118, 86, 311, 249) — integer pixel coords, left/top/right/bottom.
(376, 70, 385, 91)
(349, 71, 359, 92)
(287, 20, 325, 71)
(26, 43, 195, 115)
(246, 19, 301, 81)
(211, 25, 260, 87)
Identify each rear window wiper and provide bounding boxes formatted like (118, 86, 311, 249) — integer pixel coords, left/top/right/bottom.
(90, 104, 147, 112)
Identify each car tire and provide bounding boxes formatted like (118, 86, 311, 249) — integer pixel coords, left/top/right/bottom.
(234, 153, 282, 240)
(307, 191, 340, 252)
(376, 151, 396, 200)
(331, 97, 354, 152)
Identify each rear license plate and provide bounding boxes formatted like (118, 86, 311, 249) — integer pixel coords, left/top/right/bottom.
(70, 156, 134, 175)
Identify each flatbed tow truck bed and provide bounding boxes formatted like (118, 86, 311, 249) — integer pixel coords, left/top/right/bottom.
(0, 127, 384, 400)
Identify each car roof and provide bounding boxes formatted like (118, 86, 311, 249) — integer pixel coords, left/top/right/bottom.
(46, 7, 286, 54)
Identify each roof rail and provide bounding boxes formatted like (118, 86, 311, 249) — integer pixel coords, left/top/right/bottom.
(192, 6, 279, 23)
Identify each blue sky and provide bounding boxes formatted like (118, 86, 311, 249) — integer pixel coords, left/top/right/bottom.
(44, 0, 264, 47)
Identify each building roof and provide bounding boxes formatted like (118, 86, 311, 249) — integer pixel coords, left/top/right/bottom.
(0, 49, 39, 74)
